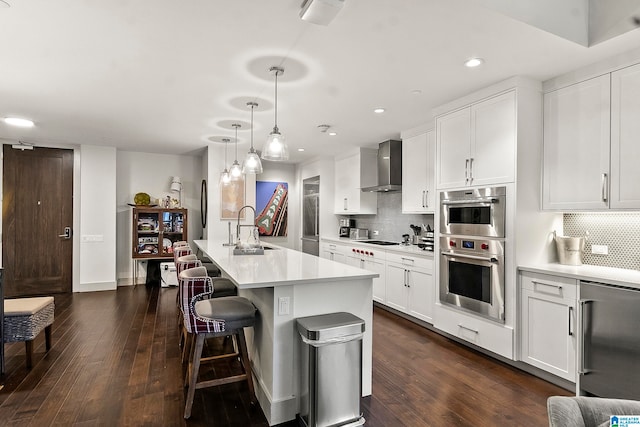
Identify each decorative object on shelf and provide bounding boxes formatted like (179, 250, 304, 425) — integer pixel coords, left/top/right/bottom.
(170, 176, 182, 207)
(133, 192, 151, 206)
(262, 66, 289, 161)
(230, 123, 243, 180)
(242, 101, 263, 174)
(256, 181, 288, 236)
(220, 138, 231, 186)
(221, 174, 245, 220)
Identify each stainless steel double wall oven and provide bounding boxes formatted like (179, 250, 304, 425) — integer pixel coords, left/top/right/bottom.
(439, 186, 506, 323)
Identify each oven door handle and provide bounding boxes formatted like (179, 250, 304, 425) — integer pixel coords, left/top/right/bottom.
(441, 198, 499, 206)
(441, 251, 499, 263)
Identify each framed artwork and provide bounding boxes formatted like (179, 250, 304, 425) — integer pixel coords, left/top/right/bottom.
(220, 176, 245, 220)
(255, 181, 288, 237)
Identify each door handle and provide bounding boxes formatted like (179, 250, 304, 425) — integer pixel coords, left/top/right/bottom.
(578, 299, 594, 375)
(465, 159, 469, 184)
(58, 226, 72, 239)
(601, 173, 608, 203)
(422, 191, 426, 208)
(568, 306, 573, 336)
(469, 157, 474, 183)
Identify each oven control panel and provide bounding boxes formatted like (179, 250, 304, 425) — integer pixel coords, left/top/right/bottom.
(443, 236, 503, 256)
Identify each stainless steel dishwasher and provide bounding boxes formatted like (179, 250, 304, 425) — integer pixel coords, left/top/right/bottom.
(579, 281, 640, 400)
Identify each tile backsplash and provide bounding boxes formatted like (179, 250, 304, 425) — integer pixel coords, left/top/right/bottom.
(563, 212, 640, 270)
(341, 192, 433, 241)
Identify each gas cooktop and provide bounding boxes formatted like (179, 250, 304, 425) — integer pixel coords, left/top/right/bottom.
(360, 240, 400, 246)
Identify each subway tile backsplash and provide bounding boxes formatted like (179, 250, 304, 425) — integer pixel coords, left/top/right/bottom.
(563, 212, 640, 270)
(341, 192, 433, 242)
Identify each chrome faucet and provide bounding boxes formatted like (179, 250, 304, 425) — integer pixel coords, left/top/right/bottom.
(236, 205, 257, 243)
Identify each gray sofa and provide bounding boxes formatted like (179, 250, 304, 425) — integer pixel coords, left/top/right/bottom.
(548, 396, 640, 427)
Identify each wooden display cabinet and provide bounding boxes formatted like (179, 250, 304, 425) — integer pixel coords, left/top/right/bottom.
(132, 207, 187, 259)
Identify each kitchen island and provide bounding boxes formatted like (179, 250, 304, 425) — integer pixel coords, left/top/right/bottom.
(194, 240, 377, 426)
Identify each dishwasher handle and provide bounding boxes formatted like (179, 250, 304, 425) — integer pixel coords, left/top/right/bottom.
(578, 299, 594, 375)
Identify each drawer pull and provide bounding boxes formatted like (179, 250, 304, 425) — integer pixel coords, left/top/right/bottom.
(401, 257, 415, 264)
(531, 280, 562, 291)
(458, 324, 479, 334)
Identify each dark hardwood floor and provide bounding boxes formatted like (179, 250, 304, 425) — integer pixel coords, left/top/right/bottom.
(0, 285, 568, 426)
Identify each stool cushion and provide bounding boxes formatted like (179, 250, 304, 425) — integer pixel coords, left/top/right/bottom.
(5, 296, 55, 316)
(203, 262, 221, 277)
(194, 296, 256, 331)
(211, 278, 237, 297)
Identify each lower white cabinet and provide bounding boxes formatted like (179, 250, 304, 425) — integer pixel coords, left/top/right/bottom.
(519, 271, 577, 382)
(320, 241, 346, 263)
(385, 253, 433, 323)
(346, 249, 386, 303)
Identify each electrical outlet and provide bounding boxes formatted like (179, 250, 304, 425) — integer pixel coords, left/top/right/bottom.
(278, 297, 290, 315)
(591, 244, 609, 255)
(372, 230, 379, 236)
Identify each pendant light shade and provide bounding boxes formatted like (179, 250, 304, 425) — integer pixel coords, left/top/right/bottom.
(261, 66, 289, 161)
(220, 138, 231, 186)
(242, 101, 263, 174)
(229, 123, 243, 180)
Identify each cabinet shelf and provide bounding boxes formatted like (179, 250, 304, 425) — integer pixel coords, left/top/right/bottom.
(132, 207, 187, 259)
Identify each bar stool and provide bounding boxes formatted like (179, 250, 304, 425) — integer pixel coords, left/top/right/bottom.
(179, 268, 257, 419)
(174, 243, 220, 277)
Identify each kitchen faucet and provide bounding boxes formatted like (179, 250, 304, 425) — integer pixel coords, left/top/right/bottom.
(236, 205, 257, 243)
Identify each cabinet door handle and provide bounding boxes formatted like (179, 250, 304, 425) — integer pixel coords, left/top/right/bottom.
(601, 173, 608, 203)
(458, 324, 479, 334)
(401, 257, 415, 264)
(343, 197, 348, 211)
(425, 190, 429, 208)
(469, 157, 474, 183)
(422, 191, 426, 208)
(406, 269, 410, 287)
(531, 280, 562, 292)
(465, 158, 469, 184)
(568, 306, 573, 336)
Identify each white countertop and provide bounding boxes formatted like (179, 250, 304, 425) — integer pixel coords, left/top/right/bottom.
(194, 239, 378, 289)
(321, 236, 435, 257)
(519, 263, 640, 290)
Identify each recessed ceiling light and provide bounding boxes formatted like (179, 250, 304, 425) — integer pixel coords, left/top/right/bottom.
(464, 57, 484, 68)
(328, 131, 337, 136)
(410, 89, 422, 95)
(373, 108, 385, 114)
(3, 117, 34, 127)
(297, 148, 305, 152)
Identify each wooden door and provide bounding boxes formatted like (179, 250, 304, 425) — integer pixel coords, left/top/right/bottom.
(3, 146, 74, 296)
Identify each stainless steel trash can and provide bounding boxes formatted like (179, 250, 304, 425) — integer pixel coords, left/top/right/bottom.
(297, 312, 366, 427)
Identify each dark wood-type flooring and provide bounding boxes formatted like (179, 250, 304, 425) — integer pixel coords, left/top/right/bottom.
(0, 285, 569, 426)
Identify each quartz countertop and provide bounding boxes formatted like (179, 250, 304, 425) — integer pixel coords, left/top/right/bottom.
(194, 239, 378, 289)
(321, 236, 435, 257)
(519, 263, 640, 291)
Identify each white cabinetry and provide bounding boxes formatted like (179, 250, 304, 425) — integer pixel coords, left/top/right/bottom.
(402, 130, 435, 213)
(320, 241, 346, 263)
(346, 246, 386, 303)
(334, 148, 377, 214)
(543, 63, 640, 210)
(436, 91, 516, 189)
(519, 271, 577, 382)
(610, 63, 640, 209)
(385, 253, 433, 323)
(543, 75, 611, 210)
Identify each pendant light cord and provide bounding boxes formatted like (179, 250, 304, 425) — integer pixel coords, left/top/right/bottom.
(250, 104, 254, 149)
(234, 125, 238, 159)
(223, 138, 228, 166)
(273, 70, 278, 129)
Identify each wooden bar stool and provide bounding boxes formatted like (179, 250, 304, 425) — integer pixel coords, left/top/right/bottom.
(179, 269, 257, 419)
(3, 296, 54, 368)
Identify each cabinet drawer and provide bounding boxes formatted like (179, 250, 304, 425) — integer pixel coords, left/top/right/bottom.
(520, 271, 577, 300)
(434, 305, 513, 359)
(385, 252, 432, 271)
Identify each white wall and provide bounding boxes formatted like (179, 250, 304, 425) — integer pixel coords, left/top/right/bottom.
(78, 145, 117, 291)
(116, 150, 204, 284)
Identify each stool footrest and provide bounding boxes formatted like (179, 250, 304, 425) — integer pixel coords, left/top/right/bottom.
(195, 374, 248, 390)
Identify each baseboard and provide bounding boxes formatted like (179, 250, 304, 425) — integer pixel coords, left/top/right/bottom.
(76, 281, 117, 292)
(252, 366, 297, 426)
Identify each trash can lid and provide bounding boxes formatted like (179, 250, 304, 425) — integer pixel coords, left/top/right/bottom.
(297, 312, 365, 341)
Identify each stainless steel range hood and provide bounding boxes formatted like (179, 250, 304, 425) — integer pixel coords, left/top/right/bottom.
(361, 139, 402, 193)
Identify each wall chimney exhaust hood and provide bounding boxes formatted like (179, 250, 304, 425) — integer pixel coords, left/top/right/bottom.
(361, 139, 402, 193)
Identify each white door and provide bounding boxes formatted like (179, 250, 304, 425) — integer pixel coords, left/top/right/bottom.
(334, 154, 358, 213)
(406, 268, 433, 323)
(610, 63, 640, 209)
(402, 133, 429, 213)
(471, 91, 516, 186)
(364, 257, 386, 303)
(543, 75, 611, 210)
(385, 262, 408, 312)
(436, 108, 471, 189)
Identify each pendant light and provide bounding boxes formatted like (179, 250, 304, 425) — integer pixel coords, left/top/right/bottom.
(220, 138, 231, 186)
(262, 66, 289, 161)
(229, 123, 243, 180)
(242, 101, 263, 174)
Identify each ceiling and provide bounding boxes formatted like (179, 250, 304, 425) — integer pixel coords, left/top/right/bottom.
(1, 0, 640, 163)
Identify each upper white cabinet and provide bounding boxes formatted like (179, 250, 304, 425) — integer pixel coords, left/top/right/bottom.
(402, 130, 435, 213)
(543, 75, 611, 210)
(610, 63, 640, 209)
(543, 63, 640, 210)
(334, 148, 377, 214)
(436, 91, 516, 189)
